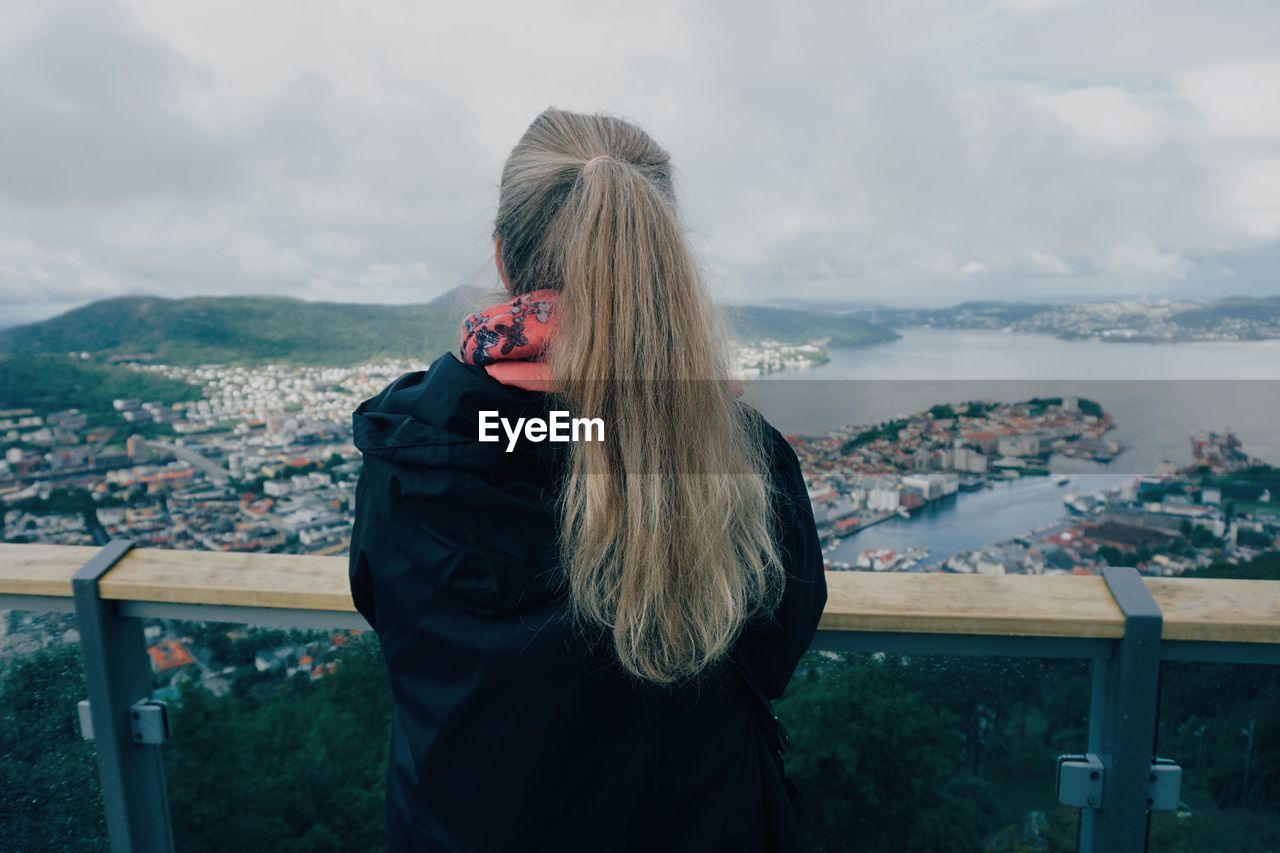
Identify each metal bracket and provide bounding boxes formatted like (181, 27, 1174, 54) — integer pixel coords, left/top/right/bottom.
(78, 698, 170, 745)
(1057, 753, 1104, 808)
(78, 699, 95, 741)
(130, 699, 171, 745)
(1057, 754, 1182, 813)
(1148, 757, 1182, 812)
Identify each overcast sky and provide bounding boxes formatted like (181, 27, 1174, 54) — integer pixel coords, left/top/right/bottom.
(2, 0, 1279, 323)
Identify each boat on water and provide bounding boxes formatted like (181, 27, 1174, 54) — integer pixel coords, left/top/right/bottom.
(1064, 492, 1105, 515)
(1054, 475, 1070, 486)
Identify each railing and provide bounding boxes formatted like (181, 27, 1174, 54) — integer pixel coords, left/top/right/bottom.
(2, 540, 1279, 852)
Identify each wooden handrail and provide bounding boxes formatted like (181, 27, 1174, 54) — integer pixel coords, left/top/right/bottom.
(2, 543, 1278, 644)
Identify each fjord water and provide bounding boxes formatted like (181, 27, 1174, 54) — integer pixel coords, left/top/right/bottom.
(743, 329, 1280, 565)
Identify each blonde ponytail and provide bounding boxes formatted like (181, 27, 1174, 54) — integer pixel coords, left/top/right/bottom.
(494, 109, 783, 683)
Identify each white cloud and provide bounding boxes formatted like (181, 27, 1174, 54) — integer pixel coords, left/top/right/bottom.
(1228, 159, 1280, 239)
(229, 234, 310, 278)
(1100, 244, 1191, 279)
(981, 0, 1088, 17)
(1179, 61, 1280, 141)
(0, 0, 1278, 320)
(1024, 251, 1074, 276)
(1030, 85, 1167, 149)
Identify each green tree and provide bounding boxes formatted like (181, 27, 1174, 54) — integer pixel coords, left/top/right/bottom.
(163, 633, 393, 852)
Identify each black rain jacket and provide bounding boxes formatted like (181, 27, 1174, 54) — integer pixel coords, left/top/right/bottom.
(349, 353, 827, 852)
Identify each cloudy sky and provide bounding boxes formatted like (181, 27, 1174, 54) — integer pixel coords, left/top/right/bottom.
(2, 0, 1278, 323)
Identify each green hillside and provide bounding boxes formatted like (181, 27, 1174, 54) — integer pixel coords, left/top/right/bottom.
(0, 288, 484, 366)
(0, 354, 203, 415)
(1, 289, 896, 366)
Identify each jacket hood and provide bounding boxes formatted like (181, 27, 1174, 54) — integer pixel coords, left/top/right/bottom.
(350, 353, 566, 617)
(352, 352, 564, 471)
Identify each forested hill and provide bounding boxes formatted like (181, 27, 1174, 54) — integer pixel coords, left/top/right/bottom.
(0, 287, 484, 366)
(724, 304, 898, 348)
(1, 289, 896, 366)
(0, 354, 203, 417)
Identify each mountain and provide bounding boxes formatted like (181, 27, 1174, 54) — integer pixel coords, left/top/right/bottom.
(854, 295, 1280, 341)
(724, 304, 898, 348)
(0, 289, 897, 366)
(0, 287, 488, 367)
(856, 301, 1057, 327)
(1169, 295, 1280, 330)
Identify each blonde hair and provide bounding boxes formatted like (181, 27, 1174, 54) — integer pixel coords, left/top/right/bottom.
(494, 109, 783, 684)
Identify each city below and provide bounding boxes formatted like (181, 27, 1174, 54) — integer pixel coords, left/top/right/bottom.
(2, 300, 1278, 704)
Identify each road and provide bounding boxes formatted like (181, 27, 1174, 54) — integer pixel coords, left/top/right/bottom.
(141, 439, 230, 485)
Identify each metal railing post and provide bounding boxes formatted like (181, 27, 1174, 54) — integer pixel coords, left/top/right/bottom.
(72, 539, 175, 853)
(1079, 567, 1163, 853)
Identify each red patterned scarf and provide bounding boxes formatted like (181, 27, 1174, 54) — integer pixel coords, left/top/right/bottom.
(459, 289, 559, 391)
(458, 288, 745, 396)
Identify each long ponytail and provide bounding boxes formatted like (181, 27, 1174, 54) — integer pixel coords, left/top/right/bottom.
(494, 109, 784, 684)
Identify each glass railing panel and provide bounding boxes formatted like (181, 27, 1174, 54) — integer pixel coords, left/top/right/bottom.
(779, 651, 1091, 853)
(0, 608, 108, 851)
(152, 620, 392, 852)
(1148, 660, 1280, 852)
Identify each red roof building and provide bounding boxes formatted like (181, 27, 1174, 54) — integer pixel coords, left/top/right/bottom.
(147, 640, 196, 673)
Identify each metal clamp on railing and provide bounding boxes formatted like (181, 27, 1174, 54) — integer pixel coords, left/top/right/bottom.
(1148, 758, 1183, 812)
(78, 698, 171, 746)
(1056, 753, 1103, 809)
(1057, 753, 1182, 813)
(130, 699, 172, 745)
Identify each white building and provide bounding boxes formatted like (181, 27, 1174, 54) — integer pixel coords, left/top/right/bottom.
(263, 480, 292, 498)
(998, 434, 1041, 457)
